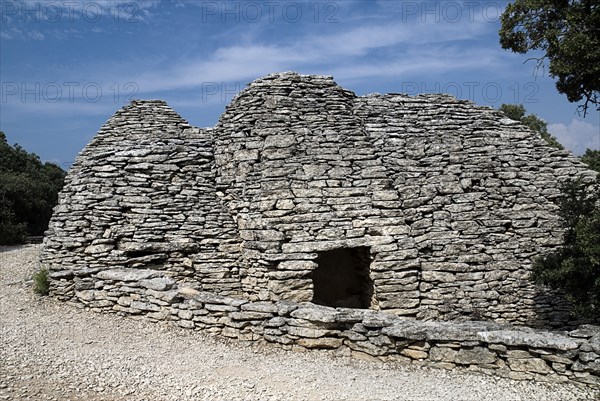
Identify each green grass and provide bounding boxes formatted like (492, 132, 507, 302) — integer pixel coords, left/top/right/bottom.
(33, 267, 50, 296)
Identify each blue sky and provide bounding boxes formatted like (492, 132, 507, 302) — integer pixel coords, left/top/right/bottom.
(1, 0, 599, 169)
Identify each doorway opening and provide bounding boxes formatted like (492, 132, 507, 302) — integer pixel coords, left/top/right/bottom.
(311, 247, 373, 309)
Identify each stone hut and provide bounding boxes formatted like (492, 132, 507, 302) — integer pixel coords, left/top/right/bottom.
(41, 72, 597, 328)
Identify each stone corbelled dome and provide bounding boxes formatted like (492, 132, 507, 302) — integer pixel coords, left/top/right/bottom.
(42, 72, 597, 327)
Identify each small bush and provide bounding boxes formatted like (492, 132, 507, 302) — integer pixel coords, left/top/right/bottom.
(532, 178, 600, 319)
(33, 267, 50, 296)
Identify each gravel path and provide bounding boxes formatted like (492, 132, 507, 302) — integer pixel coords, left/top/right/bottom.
(1, 245, 597, 401)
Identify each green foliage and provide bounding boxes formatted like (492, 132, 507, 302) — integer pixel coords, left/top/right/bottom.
(499, 104, 564, 149)
(33, 267, 50, 296)
(532, 179, 600, 319)
(499, 0, 600, 115)
(0, 131, 66, 244)
(581, 149, 600, 173)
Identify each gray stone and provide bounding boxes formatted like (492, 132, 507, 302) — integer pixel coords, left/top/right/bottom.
(96, 269, 159, 282)
(139, 278, 175, 291)
(287, 326, 337, 339)
(454, 347, 496, 365)
(230, 311, 274, 321)
(296, 337, 343, 349)
(363, 314, 401, 328)
(479, 330, 579, 351)
(129, 301, 161, 312)
(84, 244, 114, 254)
(569, 325, 600, 339)
(508, 357, 552, 374)
(241, 302, 279, 313)
(177, 287, 200, 299)
(290, 305, 337, 323)
(264, 317, 286, 327)
(429, 346, 458, 362)
(75, 290, 95, 301)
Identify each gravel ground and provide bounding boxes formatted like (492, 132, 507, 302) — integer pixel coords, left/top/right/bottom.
(1, 245, 598, 401)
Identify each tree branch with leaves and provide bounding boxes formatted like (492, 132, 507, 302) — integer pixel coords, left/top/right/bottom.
(499, 0, 600, 116)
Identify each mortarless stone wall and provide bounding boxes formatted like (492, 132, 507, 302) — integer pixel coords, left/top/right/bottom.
(42, 72, 598, 329)
(51, 271, 600, 388)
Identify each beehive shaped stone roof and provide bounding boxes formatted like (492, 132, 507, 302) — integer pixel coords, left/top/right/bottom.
(42, 72, 597, 327)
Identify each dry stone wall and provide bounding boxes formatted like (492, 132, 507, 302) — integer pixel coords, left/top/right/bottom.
(57, 269, 600, 388)
(213, 74, 404, 307)
(42, 72, 598, 330)
(353, 94, 594, 326)
(42, 100, 244, 297)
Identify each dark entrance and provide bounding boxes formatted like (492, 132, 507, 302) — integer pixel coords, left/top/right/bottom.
(311, 247, 373, 309)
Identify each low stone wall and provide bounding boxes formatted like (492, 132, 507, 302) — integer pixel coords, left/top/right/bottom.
(56, 268, 600, 388)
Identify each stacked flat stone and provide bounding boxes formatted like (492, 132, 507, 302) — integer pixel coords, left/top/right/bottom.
(42, 72, 598, 330)
(41, 100, 244, 297)
(59, 273, 600, 387)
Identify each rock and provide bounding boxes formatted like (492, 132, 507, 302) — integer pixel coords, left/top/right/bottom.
(540, 354, 574, 364)
(290, 305, 337, 323)
(296, 338, 343, 349)
(401, 349, 428, 360)
(275, 300, 298, 316)
(572, 359, 600, 373)
(205, 303, 239, 313)
(193, 292, 247, 307)
(454, 347, 496, 365)
(508, 357, 552, 374)
(177, 320, 195, 329)
(241, 302, 279, 313)
(335, 308, 374, 324)
(139, 278, 175, 291)
(569, 325, 600, 339)
(75, 290, 95, 301)
(229, 311, 274, 321)
(84, 244, 114, 254)
(478, 330, 579, 351)
(264, 317, 286, 327)
(129, 301, 161, 312)
(49, 270, 74, 279)
(363, 314, 401, 329)
(382, 321, 428, 340)
(96, 269, 159, 282)
(429, 346, 458, 362)
(177, 287, 200, 299)
(287, 326, 337, 339)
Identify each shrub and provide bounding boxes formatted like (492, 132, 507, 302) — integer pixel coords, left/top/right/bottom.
(532, 178, 600, 319)
(0, 131, 66, 245)
(33, 267, 50, 296)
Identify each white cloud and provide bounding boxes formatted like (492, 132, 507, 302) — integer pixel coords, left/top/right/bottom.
(1, 99, 123, 118)
(28, 30, 44, 40)
(1, 0, 161, 40)
(549, 118, 600, 155)
(306, 17, 490, 57)
(111, 17, 499, 95)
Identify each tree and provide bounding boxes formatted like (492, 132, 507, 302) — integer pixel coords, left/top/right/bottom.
(499, 103, 564, 149)
(0, 131, 66, 244)
(532, 178, 600, 320)
(581, 149, 600, 172)
(499, 0, 600, 116)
